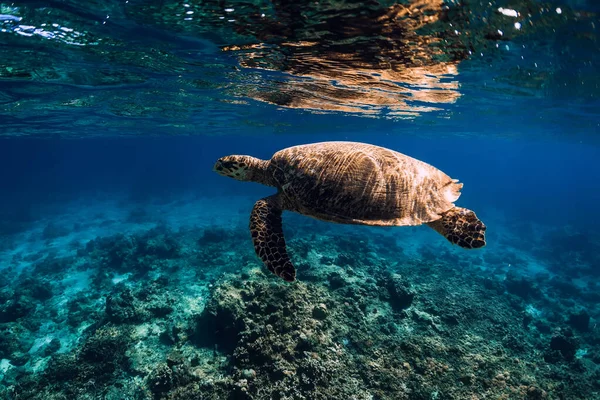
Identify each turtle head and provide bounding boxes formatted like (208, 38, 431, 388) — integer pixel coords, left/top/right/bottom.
(213, 155, 272, 185)
(213, 155, 252, 181)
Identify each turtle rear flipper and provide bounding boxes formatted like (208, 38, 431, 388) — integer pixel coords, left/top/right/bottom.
(250, 195, 296, 282)
(427, 207, 486, 249)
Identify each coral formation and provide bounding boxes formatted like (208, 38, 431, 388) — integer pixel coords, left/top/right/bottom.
(0, 210, 598, 399)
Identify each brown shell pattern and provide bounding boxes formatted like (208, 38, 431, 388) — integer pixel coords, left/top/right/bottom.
(269, 141, 462, 226)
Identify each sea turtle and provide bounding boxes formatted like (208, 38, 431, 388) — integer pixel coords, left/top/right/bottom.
(213, 141, 486, 282)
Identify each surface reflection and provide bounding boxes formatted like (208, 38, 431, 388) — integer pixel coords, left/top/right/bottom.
(0, 0, 597, 136)
(223, 0, 462, 117)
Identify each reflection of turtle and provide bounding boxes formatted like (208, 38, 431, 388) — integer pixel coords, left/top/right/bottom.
(214, 141, 486, 281)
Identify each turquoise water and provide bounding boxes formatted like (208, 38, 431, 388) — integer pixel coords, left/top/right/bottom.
(1, 1, 599, 399)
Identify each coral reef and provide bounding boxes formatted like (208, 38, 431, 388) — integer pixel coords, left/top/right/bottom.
(0, 210, 599, 399)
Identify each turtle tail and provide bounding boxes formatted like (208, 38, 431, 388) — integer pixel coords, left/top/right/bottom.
(427, 207, 486, 249)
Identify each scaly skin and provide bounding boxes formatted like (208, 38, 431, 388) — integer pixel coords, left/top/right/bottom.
(249, 195, 296, 282)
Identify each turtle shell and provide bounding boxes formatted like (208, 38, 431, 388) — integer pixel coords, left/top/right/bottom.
(269, 141, 462, 226)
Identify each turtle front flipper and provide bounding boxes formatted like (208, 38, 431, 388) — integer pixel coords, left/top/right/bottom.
(427, 207, 486, 249)
(250, 195, 296, 282)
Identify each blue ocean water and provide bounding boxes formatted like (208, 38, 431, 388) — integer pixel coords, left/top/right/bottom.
(1, 0, 599, 399)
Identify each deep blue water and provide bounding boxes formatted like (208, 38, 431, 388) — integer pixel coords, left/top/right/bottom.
(1, 133, 598, 230)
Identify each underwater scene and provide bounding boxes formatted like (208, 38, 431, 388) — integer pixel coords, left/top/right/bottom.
(1, 0, 599, 399)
